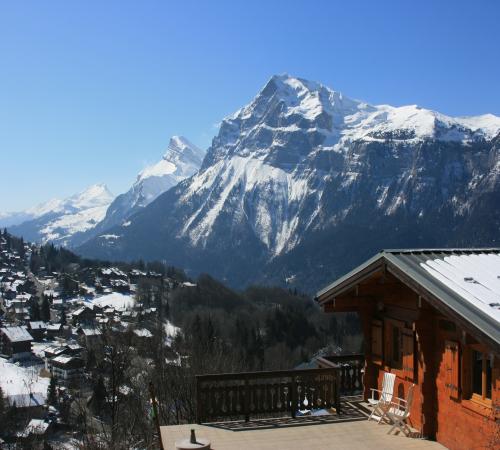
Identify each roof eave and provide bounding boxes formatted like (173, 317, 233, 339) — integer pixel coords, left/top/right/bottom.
(316, 253, 386, 304)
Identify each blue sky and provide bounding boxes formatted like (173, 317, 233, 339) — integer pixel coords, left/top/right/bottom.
(1, 0, 499, 211)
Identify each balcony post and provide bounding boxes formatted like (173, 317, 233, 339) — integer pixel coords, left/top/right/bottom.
(244, 375, 250, 422)
(290, 376, 297, 418)
(196, 376, 202, 424)
(335, 370, 341, 415)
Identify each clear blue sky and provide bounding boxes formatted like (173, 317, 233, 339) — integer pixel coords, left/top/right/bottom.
(1, 0, 499, 211)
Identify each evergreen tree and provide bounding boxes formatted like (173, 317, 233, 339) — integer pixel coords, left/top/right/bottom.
(60, 307, 67, 326)
(31, 297, 41, 321)
(0, 385, 5, 426)
(92, 376, 107, 417)
(41, 295, 51, 322)
(86, 348, 96, 371)
(47, 376, 58, 406)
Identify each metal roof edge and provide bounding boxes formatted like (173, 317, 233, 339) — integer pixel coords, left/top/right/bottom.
(315, 252, 386, 301)
(384, 253, 500, 348)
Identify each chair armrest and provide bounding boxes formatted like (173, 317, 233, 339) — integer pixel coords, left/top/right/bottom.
(369, 388, 382, 400)
(387, 396, 407, 410)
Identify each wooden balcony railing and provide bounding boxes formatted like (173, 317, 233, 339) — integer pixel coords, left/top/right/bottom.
(196, 367, 341, 424)
(316, 354, 364, 395)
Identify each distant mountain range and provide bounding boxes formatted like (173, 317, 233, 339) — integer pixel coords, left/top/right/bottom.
(4, 75, 500, 291)
(3, 136, 204, 247)
(4, 184, 114, 247)
(70, 74, 500, 291)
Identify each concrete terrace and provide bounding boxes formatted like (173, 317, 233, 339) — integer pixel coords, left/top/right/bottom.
(160, 420, 445, 450)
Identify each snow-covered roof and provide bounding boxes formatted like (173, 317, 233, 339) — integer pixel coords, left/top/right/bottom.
(80, 327, 102, 336)
(29, 321, 47, 330)
(18, 418, 50, 437)
(7, 393, 45, 408)
(317, 249, 500, 348)
(133, 328, 153, 338)
(420, 253, 500, 324)
(1, 326, 33, 342)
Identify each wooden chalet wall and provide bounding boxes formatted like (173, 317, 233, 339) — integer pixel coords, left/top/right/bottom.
(323, 273, 499, 450)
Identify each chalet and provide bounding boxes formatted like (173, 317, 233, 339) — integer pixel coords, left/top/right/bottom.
(17, 418, 52, 440)
(0, 326, 33, 360)
(7, 393, 45, 417)
(51, 355, 85, 384)
(72, 306, 96, 325)
(27, 321, 47, 341)
(77, 326, 102, 345)
(44, 344, 71, 370)
(111, 278, 130, 293)
(129, 269, 147, 284)
(46, 323, 64, 338)
(316, 249, 500, 450)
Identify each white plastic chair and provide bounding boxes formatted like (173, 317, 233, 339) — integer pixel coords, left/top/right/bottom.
(367, 372, 396, 423)
(386, 383, 415, 436)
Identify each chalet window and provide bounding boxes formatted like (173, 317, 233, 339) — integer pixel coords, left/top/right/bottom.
(384, 318, 407, 370)
(392, 326, 401, 364)
(471, 350, 492, 402)
(371, 319, 383, 364)
(401, 328, 415, 381)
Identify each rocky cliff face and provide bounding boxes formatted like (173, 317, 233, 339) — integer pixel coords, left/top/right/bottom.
(77, 75, 500, 291)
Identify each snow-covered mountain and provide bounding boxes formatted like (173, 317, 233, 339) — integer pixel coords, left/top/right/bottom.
(88, 136, 204, 235)
(76, 74, 500, 290)
(8, 184, 114, 246)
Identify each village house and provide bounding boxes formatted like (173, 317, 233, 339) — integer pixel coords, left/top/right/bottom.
(0, 325, 33, 360)
(316, 249, 500, 450)
(27, 321, 47, 341)
(50, 355, 85, 385)
(45, 322, 62, 337)
(72, 305, 96, 325)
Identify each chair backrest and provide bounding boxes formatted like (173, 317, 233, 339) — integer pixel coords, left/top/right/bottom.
(380, 372, 396, 402)
(403, 384, 415, 416)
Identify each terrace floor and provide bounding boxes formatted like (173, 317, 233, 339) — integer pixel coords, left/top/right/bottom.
(160, 397, 445, 450)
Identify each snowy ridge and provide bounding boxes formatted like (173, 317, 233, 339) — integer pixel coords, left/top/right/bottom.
(75, 75, 500, 291)
(177, 75, 500, 255)
(7, 184, 114, 246)
(133, 135, 205, 208)
(93, 135, 205, 235)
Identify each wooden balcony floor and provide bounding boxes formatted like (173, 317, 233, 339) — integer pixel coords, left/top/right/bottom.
(160, 397, 445, 449)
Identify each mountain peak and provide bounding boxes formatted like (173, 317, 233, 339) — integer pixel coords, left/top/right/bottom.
(69, 183, 114, 210)
(164, 136, 203, 161)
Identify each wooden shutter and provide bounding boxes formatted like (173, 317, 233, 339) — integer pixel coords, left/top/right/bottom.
(371, 319, 383, 364)
(402, 328, 414, 381)
(444, 341, 460, 399)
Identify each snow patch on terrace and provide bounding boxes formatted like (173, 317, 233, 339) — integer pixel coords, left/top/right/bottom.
(89, 292, 135, 310)
(0, 359, 50, 400)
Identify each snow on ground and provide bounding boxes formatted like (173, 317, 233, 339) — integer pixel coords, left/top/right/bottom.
(164, 320, 180, 337)
(164, 320, 181, 346)
(0, 359, 49, 400)
(89, 292, 135, 310)
(31, 341, 53, 359)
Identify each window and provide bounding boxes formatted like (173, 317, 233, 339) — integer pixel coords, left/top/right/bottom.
(371, 319, 383, 364)
(384, 319, 405, 370)
(392, 326, 401, 365)
(471, 350, 492, 402)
